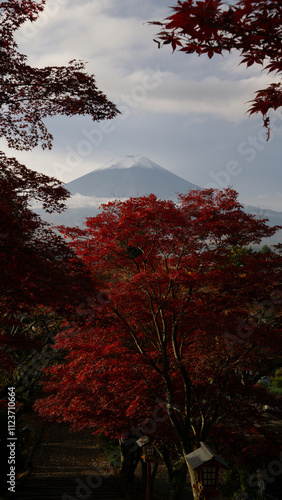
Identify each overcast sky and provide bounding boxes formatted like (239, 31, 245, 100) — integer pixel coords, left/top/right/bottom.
(2, 0, 282, 210)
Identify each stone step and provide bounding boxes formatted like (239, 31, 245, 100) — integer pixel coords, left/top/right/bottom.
(14, 474, 126, 499)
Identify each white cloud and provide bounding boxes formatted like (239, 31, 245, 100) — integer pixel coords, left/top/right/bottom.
(6, 0, 281, 217)
(241, 193, 282, 213)
(15, 0, 280, 127)
(139, 73, 280, 122)
(15, 0, 165, 66)
(66, 193, 127, 209)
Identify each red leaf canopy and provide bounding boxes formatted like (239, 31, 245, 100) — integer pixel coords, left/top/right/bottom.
(0, 151, 94, 327)
(36, 190, 282, 466)
(0, 1, 119, 150)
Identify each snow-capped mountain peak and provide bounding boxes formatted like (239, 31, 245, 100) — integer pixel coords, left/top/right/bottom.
(94, 155, 165, 171)
(35, 154, 281, 246)
(65, 155, 201, 199)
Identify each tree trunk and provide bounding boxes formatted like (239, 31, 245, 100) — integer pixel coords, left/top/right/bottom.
(158, 445, 188, 500)
(187, 464, 201, 500)
(168, 459, 188, 500)
(119, 438, 141, 482)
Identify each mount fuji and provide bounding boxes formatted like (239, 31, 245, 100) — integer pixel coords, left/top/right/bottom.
(36, 155, 201, 227)
(65, 155, 200, 199)
(36, 155, 281, 246)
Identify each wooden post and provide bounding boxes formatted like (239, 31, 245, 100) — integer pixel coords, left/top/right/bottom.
(147, 459, 151, 500)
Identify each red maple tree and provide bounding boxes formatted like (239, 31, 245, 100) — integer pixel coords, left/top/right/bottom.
(151, 0, 282, 134)
(0, 152, 96, 403)
(36, 190, 282, 499)
(0, 0, 117, 384)
(0, 0, 119, 149)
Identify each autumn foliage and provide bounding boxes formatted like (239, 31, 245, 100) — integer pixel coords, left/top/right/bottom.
(0, 152, 95, 377)
(0, 0, 117, 380)
(35, 190, 282, 497)
(0, 0, 119, 149)
(152, 0, 282, 132)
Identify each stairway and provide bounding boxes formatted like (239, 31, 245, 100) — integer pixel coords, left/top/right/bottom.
(14, 472, 126, 499)
(14, 423, 126, 500)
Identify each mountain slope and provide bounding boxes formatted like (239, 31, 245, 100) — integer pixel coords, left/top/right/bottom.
(65, 155, 201, 199)
(35, 155, 281, 246)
